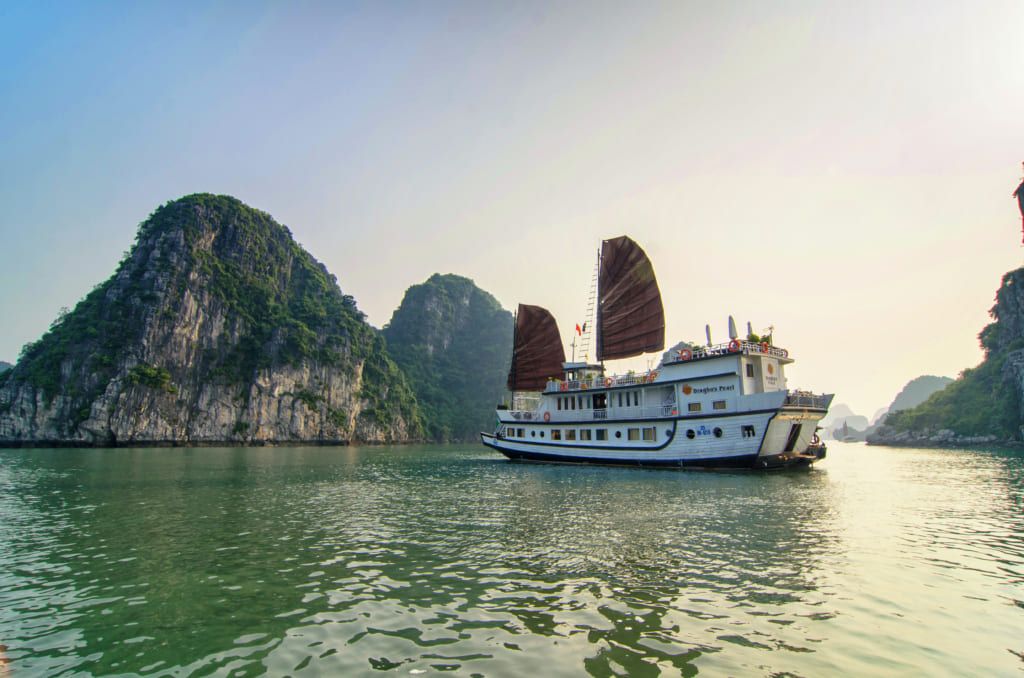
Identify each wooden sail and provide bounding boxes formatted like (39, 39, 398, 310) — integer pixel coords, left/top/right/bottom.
(507, 304, 566, 391)
(596, 236, 665, 361)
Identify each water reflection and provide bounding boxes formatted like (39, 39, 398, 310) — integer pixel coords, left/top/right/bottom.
(0, 443, 1021, 676)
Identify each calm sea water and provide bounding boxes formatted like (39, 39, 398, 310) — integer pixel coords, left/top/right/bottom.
(0, 442, 1022, 676)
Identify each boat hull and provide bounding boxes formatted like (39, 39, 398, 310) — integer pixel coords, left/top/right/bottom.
(480, 430, 821, 471)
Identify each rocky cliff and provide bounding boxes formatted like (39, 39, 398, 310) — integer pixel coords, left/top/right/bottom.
(383, 274, 512, 442)
(868, 267, 1024, 446)
(0, 194, 424, 446)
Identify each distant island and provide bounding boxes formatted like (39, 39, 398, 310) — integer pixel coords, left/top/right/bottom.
(869, 268, 1024, 447)
(384, 274, 512, 442)
(827, 376, 953, 442)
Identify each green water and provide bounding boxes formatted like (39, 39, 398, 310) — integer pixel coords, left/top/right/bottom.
(0, 442, 1022, 676)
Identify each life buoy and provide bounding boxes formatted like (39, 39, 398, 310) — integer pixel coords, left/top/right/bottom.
(679, 348, 692, 361)
(559, 382, 568, 392)
(604, 377, 613, 387)
(761, 342, 770, 353)
(728, 339, 740, 352)
(544, 411, 551, 422)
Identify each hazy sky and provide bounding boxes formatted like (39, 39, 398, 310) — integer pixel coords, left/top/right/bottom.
(2, 1, 1023, 417)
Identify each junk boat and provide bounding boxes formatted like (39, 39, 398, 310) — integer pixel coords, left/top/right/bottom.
(481, 236, 833, 470)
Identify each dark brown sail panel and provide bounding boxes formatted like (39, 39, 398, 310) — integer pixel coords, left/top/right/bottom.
(507, 304, 566, 391)
(596, 236, 665, 361)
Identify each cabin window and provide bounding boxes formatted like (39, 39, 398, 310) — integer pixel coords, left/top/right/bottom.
(552, 430, 561, 440)
(633, 391, 640, 406)
(519, 428, 525, 437)
(586, 396, 592, 409)
(571, 397, 576, 410)
(580, 429, 592, 441)
(628, 428, 640, 441)
(688, 402, 701, 412)
(746, 363, 755, 378)
(618, 393, 623, 407)
(686, 429, 696, 439)
(507, 428, 515, 437)
(557, 398, 562, 411)
(642, 427, 656, 441)
(578, 396, 583, 410)
(742, 425, 755, 438)
(566, 429, 577, 441)
(713, 427, 723, 438)
(531, 430, 536, 437)
(539, 431, 545, 438)
(713, 400, 726, 410)
(615, 430, 622, 438)
(596, 429, 607, 441)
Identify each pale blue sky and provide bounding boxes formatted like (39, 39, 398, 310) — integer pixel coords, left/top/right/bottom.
(2, 1, 1023, 415)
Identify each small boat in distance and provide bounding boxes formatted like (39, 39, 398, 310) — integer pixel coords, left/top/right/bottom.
(481, 236, 833, 470)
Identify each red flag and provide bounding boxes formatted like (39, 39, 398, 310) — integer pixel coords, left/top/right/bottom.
(575, 323, 582, 335)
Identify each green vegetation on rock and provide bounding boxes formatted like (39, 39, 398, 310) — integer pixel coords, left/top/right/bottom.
(882, 268, 1024, 440)
(0, 193, 424, 444)
(383, 274, 512, 442)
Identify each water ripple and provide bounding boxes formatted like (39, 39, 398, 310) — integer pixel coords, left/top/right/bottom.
(0, 443, 1022, 676)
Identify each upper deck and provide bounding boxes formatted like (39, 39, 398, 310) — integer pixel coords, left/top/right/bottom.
(543, 340, 792, 394)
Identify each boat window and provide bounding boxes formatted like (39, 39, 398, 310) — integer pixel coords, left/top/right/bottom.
(566, 429, 577, 441)
(580, 429, 592, 441)
(571, 397, 576, 410)
(596, 429, 607, 441)
(634, 391, 640, 406)
(507, 428, 515, 438)
(713, 400, 726, 410)
(628, 428, 640, 441)
(688, 402, 701, 412)
(552, 430, 561, 440)
(557, 398, 562, 411)
(540, 431, 545, 438)
(586, 396, 592, 409)
(742, 425, 755, 438)
(578, 396, 583, 410)
(642, 427, 655, 441)
(713, 427, 723, 438)
(686, 429, 696, 439)
(746, 363, 755, 378)
(618, 393, 623, 407)
(531, 430, 536, 437)
(615, 431, 622, 438)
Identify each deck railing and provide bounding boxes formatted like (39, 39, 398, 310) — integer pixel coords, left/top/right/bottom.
(507, 404, 680, 422)
(784, 391, 830, 410)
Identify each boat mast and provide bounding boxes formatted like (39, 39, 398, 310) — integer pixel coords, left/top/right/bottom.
(578, 247, 600, 363)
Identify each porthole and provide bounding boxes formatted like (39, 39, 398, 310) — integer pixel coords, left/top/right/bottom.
(686, 429, 696, 439)
(713, 427, 723, 438)
(540, 431, 545, 438)
(615, 431, 622, 438)
(531, 431, 536, 437)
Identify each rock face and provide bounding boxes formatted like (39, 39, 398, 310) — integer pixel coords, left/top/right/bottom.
(868, 268, 1024, 447)
(0, 194, 424, 446)
(383, 274, 512, 442)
